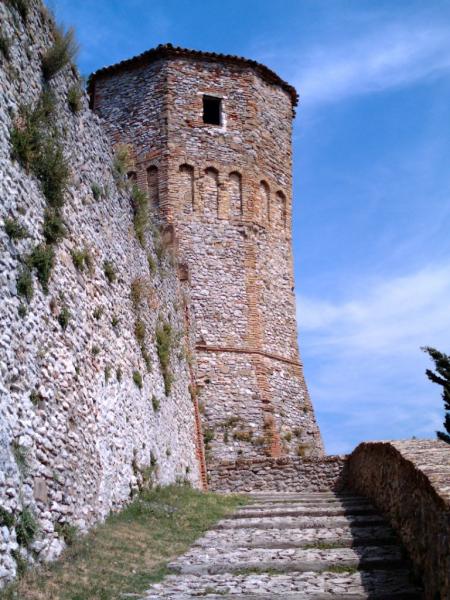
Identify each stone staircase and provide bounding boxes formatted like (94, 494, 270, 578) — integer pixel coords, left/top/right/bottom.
(143, 491, 423, 599)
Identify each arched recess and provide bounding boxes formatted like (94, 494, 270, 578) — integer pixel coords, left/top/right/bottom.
(179, 163, 195, 214)
(203, 167, 219, 219)
(259, 180, 270, 224)
(147, 165, 159, 211)
(127, 171, 137, 183)
(275, 190, 287, 229)
(229, 171, 243, 219)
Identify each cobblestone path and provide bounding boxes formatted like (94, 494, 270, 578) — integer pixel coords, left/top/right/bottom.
(143, 491, 423, 599)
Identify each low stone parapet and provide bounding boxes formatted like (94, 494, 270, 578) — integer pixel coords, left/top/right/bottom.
(207, 456, 348, 493)
(346, 440, 450, 600)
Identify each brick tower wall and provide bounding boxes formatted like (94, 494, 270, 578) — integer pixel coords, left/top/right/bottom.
(91, 54, 324, 463)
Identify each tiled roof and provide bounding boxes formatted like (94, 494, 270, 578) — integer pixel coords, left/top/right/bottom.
(87, 43, 298, 107)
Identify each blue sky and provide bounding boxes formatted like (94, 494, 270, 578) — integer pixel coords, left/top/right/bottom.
(51, 0, 450, 454)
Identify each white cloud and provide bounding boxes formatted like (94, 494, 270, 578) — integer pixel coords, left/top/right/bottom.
(297, 264, 450, 453)
(298, 264, 450, 354)
(259, 22, 450, 105)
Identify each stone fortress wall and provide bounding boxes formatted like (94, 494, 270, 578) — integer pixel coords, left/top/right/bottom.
(90, 46, 324, 463)
(0, 2, 203, 586)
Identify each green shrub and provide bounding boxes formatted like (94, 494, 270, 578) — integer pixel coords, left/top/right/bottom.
(151, 395, 160, 412)
(43, 208, 66, 244)
(130, 277, 145, 309)
(0, 508, 15, 529)
(93, 306, 103, 320)
(58, 306, 70, 330)
(156, 321, 173, 396)
(30, 389, 43, 405)
(131, 184, 148, 247)
(203, 429, 214, 446)
(103, 260, 116, 284)
(29, 244, 54, 293)
(147, 254, 156, 274)
(10, 91, 56, 171)
(111, 315, 119, 328)
(142, 349, 151, 372)
(91, 182, 102, 200)
(16, 508, 38, 547)
(116, 367, 122, 382)
(71, 247, 91, 272)
(134, 318, 145, 345)
(16, 267, 33, 303)
(133, 370, 143, 389)
(67, 85, 82, 113)
(34, 137, 69, 209)
(113, 144, 130, 185)
(12, 442, 28, 476)
(91, 345, 100, 356)
(6, 0, 30, 20)
(4, 217, 28, 240)
(18, 304, 27, 318)
(55, 522, 78, 546)
(0, 34, 11, 59)
(104, 366, 111, 382)
(42, 25, 79, 81)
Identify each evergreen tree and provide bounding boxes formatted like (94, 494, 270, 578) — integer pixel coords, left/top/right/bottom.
(422, 346, 450, 444)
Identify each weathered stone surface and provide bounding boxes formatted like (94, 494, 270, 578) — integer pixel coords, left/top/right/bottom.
(346, 440, 450, 600)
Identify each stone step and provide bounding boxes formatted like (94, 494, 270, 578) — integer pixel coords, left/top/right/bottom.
(143, 569, 423, 599)
(192, 525, 398, 550)
(232, 506, 377, 519)
(168, 545, 407, 576)
(243, 500, 374, 511)
(247, 493, 360, 502)
(217, 514, 387, 531)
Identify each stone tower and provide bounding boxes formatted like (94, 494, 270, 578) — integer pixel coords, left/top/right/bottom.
(88, 44, 324, 463)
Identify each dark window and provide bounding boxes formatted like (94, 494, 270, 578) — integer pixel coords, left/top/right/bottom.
(203, 95, 222, 125)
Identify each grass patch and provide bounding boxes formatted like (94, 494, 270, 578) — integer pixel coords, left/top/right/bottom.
(67, 85, 82, 113)
(41, 25, 78, 81)
(325, 565, 358, 574)
(1, 486, 246, 600)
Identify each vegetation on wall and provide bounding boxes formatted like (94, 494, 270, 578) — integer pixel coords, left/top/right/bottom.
(423, 346, 450, 444)
(156, 320, 174, 396)
(41, 24, 78, 81)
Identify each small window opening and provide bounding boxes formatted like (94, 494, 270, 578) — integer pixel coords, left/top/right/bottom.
(203, 95, 222, 125)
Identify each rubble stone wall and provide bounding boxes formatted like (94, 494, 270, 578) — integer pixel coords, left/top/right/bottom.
(208, 456, 347, 493)
(0, 2, 202, 587)
(91, 51, 324, 464)
(346, 440, 450, 600)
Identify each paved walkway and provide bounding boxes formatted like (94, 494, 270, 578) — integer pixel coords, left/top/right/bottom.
(143, 491, 423, 599)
